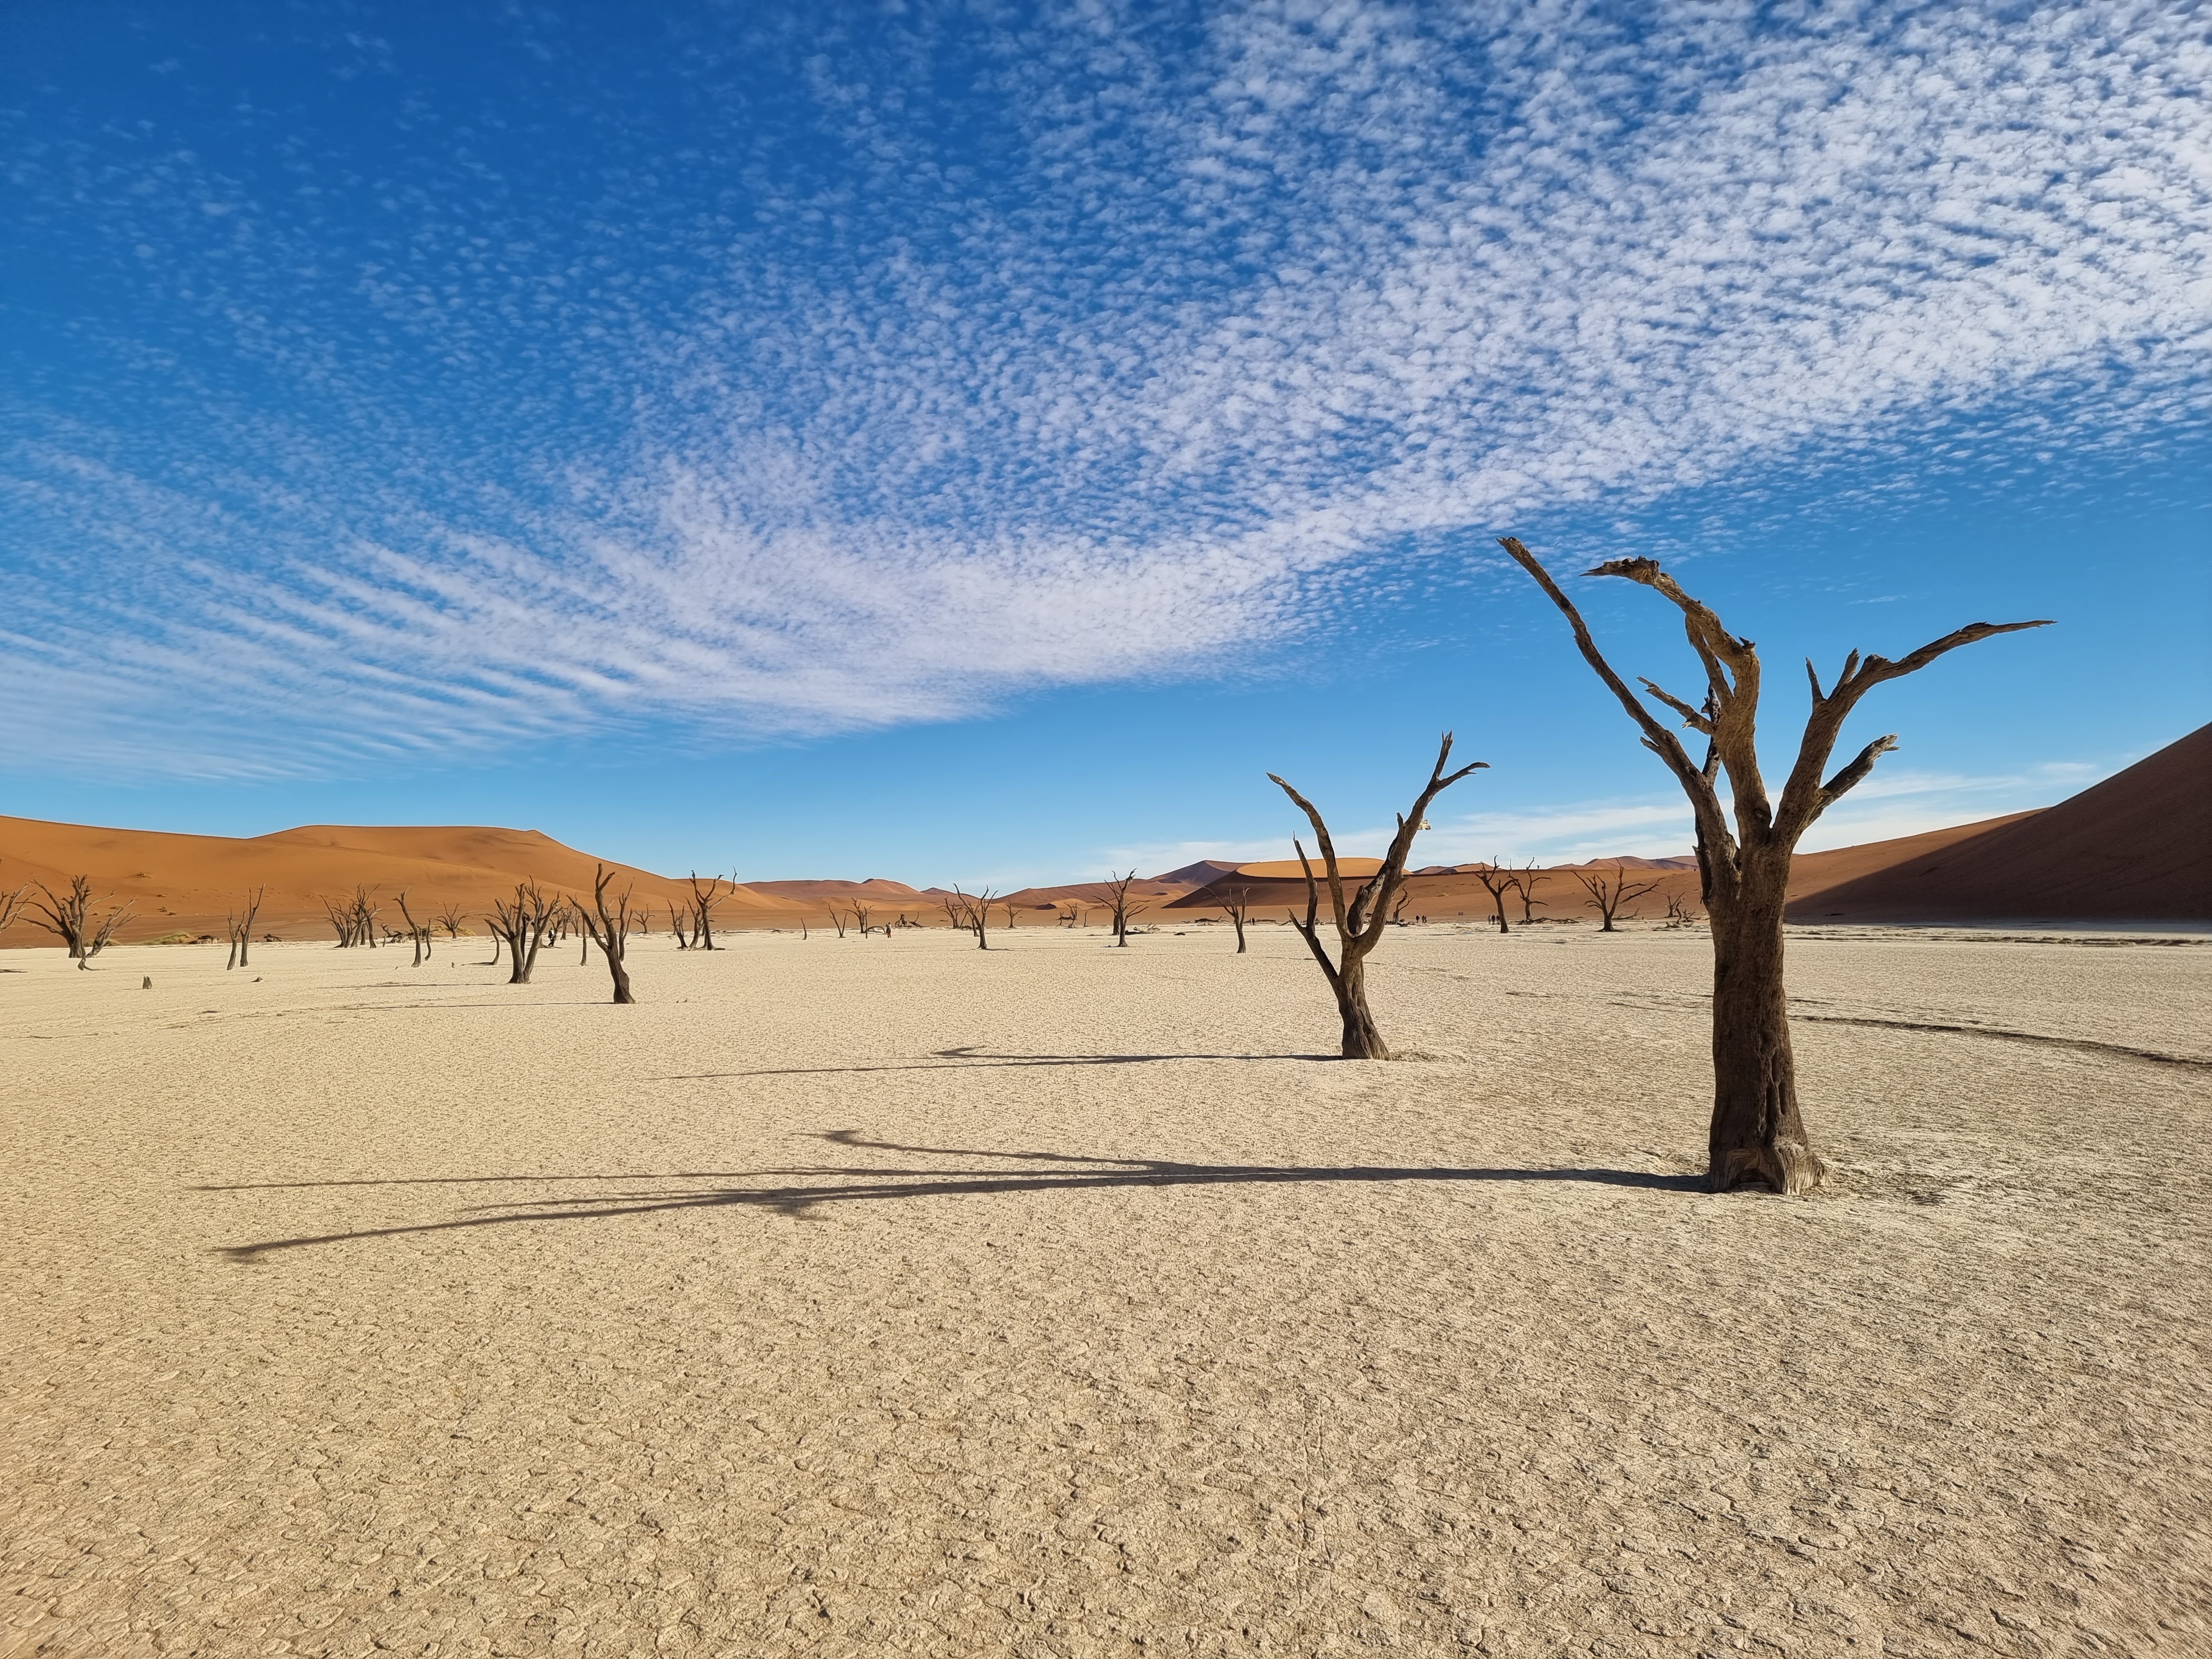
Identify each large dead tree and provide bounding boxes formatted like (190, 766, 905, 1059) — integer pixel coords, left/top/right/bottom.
(686, 872, 732, 950)
(1471, 862, 1517, 933)
(1215, 884, 1255, 953)
(1575, 865, 1661, 932)
(573, 864, 638, 1004)
(28, 877, 134, 968)
(1097, 870, 1146, 947)
(486, 880, 559, 985)
(1269, 733, 1485, 1058)
(1501, 535, 2049, 1194)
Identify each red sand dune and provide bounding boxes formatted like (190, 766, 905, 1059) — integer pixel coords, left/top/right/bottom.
(1784, 724, 2210, 924)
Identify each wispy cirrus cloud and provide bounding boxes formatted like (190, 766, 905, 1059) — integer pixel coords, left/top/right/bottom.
(2, 1, 2203, 776)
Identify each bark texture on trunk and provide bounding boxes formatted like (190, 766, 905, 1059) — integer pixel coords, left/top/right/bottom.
(1705, 880, 1822, 1193)
(1332, 959, 1388, 1060)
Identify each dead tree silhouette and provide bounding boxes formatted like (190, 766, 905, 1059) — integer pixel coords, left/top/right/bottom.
(393, 891, 434, 965)
(1097, 871, 1146, 947)
(1576, 865, 1661, 931)
(574, 864, 638, 1004)
(1269, 732, 1485, 1058)
(486, 881, 559, 985)
(1215, 884, 1255, 953)
(28, 876, 133, 968)
(1471, 863, 1517, 933)
(1502, 535, 2050, 1194)
(1507, 862, 1548, 924)
(686, 873, 732, 950)
(225, 886, 266, 969)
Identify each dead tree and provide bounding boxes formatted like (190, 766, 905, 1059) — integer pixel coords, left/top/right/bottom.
(574, 864, 638, 1004)
(852, 902, 876, 937)
(1575, 865, 1661, 932)
(394, 891, 434, 966)
(999, 901, 1020, 931)
(1097, 870, 1146, 947)
(939, 885, 996, 950)
(1502, 535, 2049, 1194)
(435, 901, 466, 941)
(1215, 885, 1254, 953)
(486, 881, 558, 985)
(667, 901, 690, 947)
(830, 906, 849, 939)
(1663, 891, 1702, 930)
(1270, 732, 1485, 1058)
(0, 876, 28, 941)
(1507, 863, 1548, 924)
(27, 877, 134, 968)
(225, 886, 266, 969)
(1470, 863, 1517, 933)
(686, 872, 732, 950)
(1057, 902, 1081, 929)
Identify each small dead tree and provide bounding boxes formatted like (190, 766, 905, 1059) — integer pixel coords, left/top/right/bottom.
(998, 901, 1019, 931)
(486, 881, 559, 985)
(1057, 902, 1081, 929)
(435, 901, 466, 941)
(394, 891, 435, 965)
(574, 864, 638, 1004)
(686, 872, 732, 950)
(226, 886, 266, 969)
(830, 906, 849, 939)
(667, 901, 690, 947)
(28, 877, 134, 968)
(1269, 732, 1485, 1058)
(1507, 863, 1548, 924)
(940, 885, 996, 949)
(1097, 870, 1146, 947)
(1502, 535, 2049, 1193)
(1575, 865, 1661, 932)
(852, 902, 876, 937)
(0, 876, 28, 940)
(1663, 891, 1702, 930)
(1215, 884, 1254, 953)
(1470, 862, 1517, 933)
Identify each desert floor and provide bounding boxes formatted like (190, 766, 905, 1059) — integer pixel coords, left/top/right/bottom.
(2, 924, 2207, 1658)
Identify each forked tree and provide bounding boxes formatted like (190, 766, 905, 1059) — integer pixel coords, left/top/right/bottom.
(28, 876, 134, 968)
(573, 863, 638, 1004)
(686, 872, 732, 950)
(0, 879, 29, 941)
(1501, 535, 2050, 1193)
(486, 881, 559, 985)
(1470, 863, 1517, 933)
(226, 886, 267, 969)
(998, 901, 1020, 931)
(1215, 884, 1255, 953)
(394, 891, 435, 966)
(1575, 865, 1661, 931)
(434, 901, 466, 941)
(666, 901, 690, 947)
(1096, 870, 1146, 947)
(939, 885, 995, 949)
(1269, 733, 1485, 1058)
(1507, 863, 1548, 924)
(853, 902, 877, 937)
(830, 907, 849, 939)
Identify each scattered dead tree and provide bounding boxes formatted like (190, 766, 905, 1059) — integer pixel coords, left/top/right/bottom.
(1215, 885, 1255, 953)
(1057, 902, 1081, 929)
(830, 907, 849, 939)
(225, 886, 266, 969)
(573, 864, 638, 1004)
(0, 875, 28, 940)
(1096, 870, 1146, 947)
(852, 902, 877, 937)
(1575, 865, 1661, 932)
(1663, 891, 1703, 930)
(28, 877, 134, 968)
(938, 885, 997, 950)
(435, 901, 466, 941)
(1470, 862, 1518, 933)
(686, 872, 732, 950)
(999, 901, 1020, 931)
(485, 880, 559, 985)
(1269, 732, 1486, 1058)
(666, 901, 690, 947)
(1502, 535, 2050, 1194)
(393, 891, 435, 966)
(319, 885, 382, 948)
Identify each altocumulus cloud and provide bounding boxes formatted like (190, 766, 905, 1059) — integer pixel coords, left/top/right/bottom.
(2, 0, 2204, 775)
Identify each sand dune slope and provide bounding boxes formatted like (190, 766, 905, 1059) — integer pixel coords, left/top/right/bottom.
(0, 926, 2205, 1656)
(1791, 724, 2211, 924)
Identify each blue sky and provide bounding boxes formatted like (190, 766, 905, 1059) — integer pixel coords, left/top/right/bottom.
(3, 1, 2204, 887)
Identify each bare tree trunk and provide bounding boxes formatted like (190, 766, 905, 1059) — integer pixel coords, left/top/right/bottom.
(1707, 872, 1819, 1192)
(1332, 956, 1386, 1058)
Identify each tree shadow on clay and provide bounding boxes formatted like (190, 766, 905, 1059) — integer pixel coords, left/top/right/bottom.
(657, 1046, 1339, 1079)
(210, 1126, 1699, 1262)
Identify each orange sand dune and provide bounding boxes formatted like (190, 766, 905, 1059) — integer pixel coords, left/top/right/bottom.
(0, 817, 799, 945)
(1787, 724, 2210, 924)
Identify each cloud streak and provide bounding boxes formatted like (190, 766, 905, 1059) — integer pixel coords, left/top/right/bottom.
(2, 0, 2204, 774)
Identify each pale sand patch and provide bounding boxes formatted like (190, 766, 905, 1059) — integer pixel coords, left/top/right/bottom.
(2, 926, 2206, 1657)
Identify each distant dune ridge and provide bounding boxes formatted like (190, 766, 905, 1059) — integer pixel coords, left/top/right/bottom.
(1, 726, 2203, 943)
